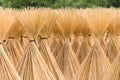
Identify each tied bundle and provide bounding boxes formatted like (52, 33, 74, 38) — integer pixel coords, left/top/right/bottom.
(38, 8, 65, 80)
(16, 8, 55, 80)
(73, 8, 115, 80)
(0, 10, 21, 80)
(102, 9, 120, 80)
(57, 8, 80, 80)
(5, 14, 25, 67)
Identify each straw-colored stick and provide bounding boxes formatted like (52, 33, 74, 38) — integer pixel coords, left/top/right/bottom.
(16, 42, 55, 80)
(0, 44, 21, 80)
(39, 39, 66, 80)
(49, 36, 58, 53)
(76, 36, 92, 64)
(52, 22, 64, 57)
(73, 39, 111, 80)
(53, 37, 64, 57)
(106, 36, 119, 63)
(6, 39, 22, 66)
(103, 52, 120, 80)
(72, 36, 81, 54)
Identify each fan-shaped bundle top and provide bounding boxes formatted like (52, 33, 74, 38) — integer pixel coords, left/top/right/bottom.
(40, 8, 57, 38)
(7, 17, 25, 38)
(85, 8, 116, 38)
(74, 9, 91, 37)
(57, 8, 78, 39)
(0, 12, 15, 42)
(107, 10, 120, 36)
(19, 8, 45, 40)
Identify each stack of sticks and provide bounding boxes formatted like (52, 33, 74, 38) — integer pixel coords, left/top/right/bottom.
(0, 7, 120, 80)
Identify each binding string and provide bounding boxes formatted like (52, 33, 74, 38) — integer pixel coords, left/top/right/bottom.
(3, 40, 6, 42)
(8, 37, 14, 39)
(20, 35, 28, 42)
(21, 35, 28, 38)
(29, 39, 36, 42)
(0, 42, 2, 44)
(7, 37, 14, 45)
(88, 34, 91, 36)
(0, 40, 7, 44)
(38, 35, 48, 40)
(29, 39, 38, 45)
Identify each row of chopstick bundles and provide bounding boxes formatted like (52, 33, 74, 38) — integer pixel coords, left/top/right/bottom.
(0, 7, 120, 80)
